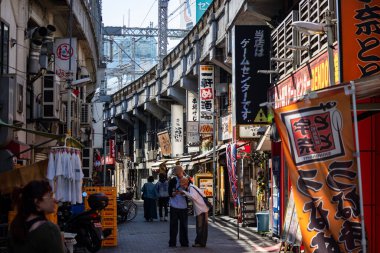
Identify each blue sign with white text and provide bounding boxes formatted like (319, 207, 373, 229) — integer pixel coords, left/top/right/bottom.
(196, 0, 213, 22)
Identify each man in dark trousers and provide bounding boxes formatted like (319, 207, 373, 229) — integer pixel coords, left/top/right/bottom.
(168, 165, 189, 247)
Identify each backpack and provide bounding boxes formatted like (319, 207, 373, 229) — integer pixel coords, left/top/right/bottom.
(156, 181, 169, 197)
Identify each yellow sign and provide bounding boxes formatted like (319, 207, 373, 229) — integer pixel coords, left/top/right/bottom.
(254, 108, 268, 123)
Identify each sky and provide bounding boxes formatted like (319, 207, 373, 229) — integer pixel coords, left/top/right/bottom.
(102, 0, 185, 30)
(102, 0, 196, 93)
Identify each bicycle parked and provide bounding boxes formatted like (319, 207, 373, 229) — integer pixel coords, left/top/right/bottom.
(117, 188, 137, 223)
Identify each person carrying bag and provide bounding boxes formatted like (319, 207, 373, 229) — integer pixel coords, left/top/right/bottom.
(179, 177, 209, 248)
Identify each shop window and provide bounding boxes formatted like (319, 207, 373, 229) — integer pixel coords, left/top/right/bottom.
(0, 21, 9, 75)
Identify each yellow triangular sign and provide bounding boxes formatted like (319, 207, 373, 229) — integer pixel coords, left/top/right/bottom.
(254, 108, 268, 123)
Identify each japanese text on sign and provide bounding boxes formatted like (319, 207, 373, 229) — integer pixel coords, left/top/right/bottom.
(199, 65, 214, 124)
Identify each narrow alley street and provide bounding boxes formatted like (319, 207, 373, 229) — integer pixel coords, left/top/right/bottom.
(99, 201, 280, 253)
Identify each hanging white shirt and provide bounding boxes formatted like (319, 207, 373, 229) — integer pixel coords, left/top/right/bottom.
(74, 152, 84, 204)
(55, 150, 65, 202)
(46, 151, 56, 188)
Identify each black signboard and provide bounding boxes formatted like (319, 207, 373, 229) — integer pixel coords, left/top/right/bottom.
(234, 25, 271, 125)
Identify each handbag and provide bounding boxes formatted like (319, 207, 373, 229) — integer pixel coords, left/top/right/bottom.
(192, 185, 213, 211)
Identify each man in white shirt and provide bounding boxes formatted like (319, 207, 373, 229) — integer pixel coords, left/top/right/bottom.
(179, 177, 209, 247)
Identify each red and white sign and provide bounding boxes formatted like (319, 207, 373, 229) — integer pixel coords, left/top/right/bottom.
(54, 38, 77, 81)
(270, 49, 339, 109)
(199, 65, 214, 126)
(109, 139, 115, 158)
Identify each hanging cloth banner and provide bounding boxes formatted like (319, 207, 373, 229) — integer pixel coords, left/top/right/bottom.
(274, 89, 363, 252)
(226, 143, 239, 206)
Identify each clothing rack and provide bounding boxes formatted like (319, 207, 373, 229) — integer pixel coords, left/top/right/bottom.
(50, 146, 81, 152)
(50, 136, 82, 151)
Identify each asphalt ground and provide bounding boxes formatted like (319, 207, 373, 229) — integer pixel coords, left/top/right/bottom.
(99, 200, 280, 253)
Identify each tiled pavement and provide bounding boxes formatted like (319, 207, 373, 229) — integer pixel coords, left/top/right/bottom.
(99, 200, 280, 253)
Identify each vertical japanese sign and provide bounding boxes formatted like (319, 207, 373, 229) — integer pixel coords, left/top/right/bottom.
(157, 131, 171, 157)
(221, 115, 232, 140)
(199, 65, 214, 134)
(187, 91, 198, 122)
(109, 139, 115, 158)
(54, 38, 77, 81)
(338, 0, 380, 82)
(187, 91, 200, 148)
(196, 0, 212, 22)
(171, 104, 184, 157)
(233, 26, 270, 125)
(274, 89, 363, 252)
(226, 144, 239, 206)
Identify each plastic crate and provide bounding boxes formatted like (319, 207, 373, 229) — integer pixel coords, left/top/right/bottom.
(99, 187, 117, 198)
(102, 236, 117, 247)
(83, 187, 100, 194)
(102, 225, 117, 238)
(101, 217, 117, 227)
(106, 199, 116, 209)
(101, 207, 116, 217)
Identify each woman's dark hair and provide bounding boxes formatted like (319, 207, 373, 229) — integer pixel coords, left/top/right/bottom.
(10, 180, 52, 243)
(147, 176, 155, 182)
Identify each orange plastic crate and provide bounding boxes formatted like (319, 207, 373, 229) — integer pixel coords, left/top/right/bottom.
(102, 217, 117, 227)
(83, 187, 100, 194)
(102, 225, 117, 238)
(99, 187, 117, 197)
(101, 207, 116, 217)
(102, 236, 118, 247)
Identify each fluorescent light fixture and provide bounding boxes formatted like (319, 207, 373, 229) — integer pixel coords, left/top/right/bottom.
(286, 45, 309, 51)
(271, 57, 293, 63)
(291, 21, 325, 35)
(71, 77, 92, 87)
(257, 70, 279, 74)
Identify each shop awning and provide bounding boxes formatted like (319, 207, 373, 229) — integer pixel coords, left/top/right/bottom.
(166, 159, 179, 168)
(151, 160, 166, 168)
(187, 157, 212, 171)
(178, 156, 192, 166)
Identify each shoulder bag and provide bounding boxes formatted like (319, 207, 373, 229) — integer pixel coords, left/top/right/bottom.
(191, 185, 213, 212)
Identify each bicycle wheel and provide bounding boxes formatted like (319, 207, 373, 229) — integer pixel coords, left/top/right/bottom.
(126, 203, 137, 221)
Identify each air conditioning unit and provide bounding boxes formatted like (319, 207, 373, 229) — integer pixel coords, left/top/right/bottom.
(42, 74, 60, 120)
(81, 103, 91, 125)
(0, 75, 16, 146)
(82, 147, 93, 178)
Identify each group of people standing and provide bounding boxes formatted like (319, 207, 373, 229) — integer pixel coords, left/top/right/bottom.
(141, 173, 169, 222)
(141, 165, 210, 248)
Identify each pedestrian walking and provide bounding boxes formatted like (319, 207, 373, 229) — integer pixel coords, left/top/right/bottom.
(8, 179, 65, 253)
(168, 165, 189, 247)
(141, 176, 158, 222)
(155, 173, 169, 221)
(179, 177, 209, 248)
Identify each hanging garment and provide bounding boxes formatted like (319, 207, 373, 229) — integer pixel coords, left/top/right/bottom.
(55, 150, 65, 202)
(74, 151, 84, 204)
(46, 151, 56, 188)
